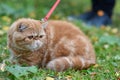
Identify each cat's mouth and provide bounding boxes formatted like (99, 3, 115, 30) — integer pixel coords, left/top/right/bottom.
(26, 45, 40, 52)
(26, 41, 43, 51)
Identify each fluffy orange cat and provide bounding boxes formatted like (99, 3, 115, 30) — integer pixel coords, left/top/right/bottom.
(7, 18, 96, 71)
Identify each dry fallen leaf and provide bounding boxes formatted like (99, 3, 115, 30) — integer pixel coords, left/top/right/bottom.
(93, 64, 99, 68)
(0, 30, 4, 36)
(2, 16, 11, 23)
(46, 77, 54, 80)
(103, 44, 109, 49)
(54, 15, 60, 19)
(92, 36, 99, 42)
(115, 72, 120, 77)
(111, 28, 118, 34)
(100, 26, 106, 30)
(0, 63, 6, 72)
(2, 26, 9, 31)
(105, 26, 111, 31)
(0, 78, 4, 80)
(90, 72, 97, 76)
(29, 11, 36, 18)
(65, 75, 72, 80)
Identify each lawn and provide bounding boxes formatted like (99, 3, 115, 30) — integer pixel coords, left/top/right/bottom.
(0, 0, 120, 80)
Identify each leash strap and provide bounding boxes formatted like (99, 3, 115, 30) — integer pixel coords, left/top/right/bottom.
(42, 0, 61, 22)
(41, 0, 60, 28)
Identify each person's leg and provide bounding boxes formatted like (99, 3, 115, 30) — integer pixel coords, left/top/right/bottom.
(68, 0, 116, 27)
(87, 0, 116, 27)
(76, 0, 116, 23)
(92, 0, 100, 12)
(101, 0, 116, 17)
(92, 0, 116, 17)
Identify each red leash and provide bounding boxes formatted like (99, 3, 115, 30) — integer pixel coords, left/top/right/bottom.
(42, 0, 61, 22)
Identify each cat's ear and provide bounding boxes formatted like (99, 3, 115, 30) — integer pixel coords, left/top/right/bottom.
(41, 22, 48, 29)
(18, 23, 27, 32)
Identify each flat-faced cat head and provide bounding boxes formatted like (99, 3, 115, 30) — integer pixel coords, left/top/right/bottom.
(8, 18, 46, 51)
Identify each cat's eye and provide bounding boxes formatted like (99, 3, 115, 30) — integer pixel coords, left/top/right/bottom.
(39, 35, 44, 38)
(28, 36, 33, 39)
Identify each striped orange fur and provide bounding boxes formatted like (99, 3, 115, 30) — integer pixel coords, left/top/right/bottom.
(7, 18, 96, 71)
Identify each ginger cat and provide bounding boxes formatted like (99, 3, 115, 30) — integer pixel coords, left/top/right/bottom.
(7, 18, 96, 71)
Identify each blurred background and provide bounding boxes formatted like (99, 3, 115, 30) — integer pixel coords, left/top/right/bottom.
(0, 0, 120, 29)
(0, 1, 120, 79)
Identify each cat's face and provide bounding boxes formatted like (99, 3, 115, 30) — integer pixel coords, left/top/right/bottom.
(9, 19, 46, 51)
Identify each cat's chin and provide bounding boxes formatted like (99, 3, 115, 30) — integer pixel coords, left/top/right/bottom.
(29, 47, 41, 52)
(31, 49, 39, 52)
(26, 44, 41, 52)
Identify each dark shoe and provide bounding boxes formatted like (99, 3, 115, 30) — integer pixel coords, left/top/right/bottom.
(86, 12, 112, 27)
(67, 11, 95, 22)
(78, 11, 95, 22)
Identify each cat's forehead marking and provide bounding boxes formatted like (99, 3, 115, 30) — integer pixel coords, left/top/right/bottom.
(32, 33, 38, 36)
(39, 29, 46, 36)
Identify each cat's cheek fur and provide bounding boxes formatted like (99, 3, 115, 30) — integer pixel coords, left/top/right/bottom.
(24, 37, 31, 42)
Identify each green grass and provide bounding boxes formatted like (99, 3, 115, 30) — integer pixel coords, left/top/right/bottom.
(0, 0, 120, 80)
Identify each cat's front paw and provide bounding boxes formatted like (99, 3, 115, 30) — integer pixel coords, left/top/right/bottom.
(46, 60, 65, 72)
(46, 60, 56, 71)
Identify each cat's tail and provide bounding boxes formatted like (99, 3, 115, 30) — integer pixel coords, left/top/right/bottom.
(46, 56, 96, 71)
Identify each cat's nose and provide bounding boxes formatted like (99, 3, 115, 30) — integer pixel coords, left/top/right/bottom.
(34, 36, 39, 40)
